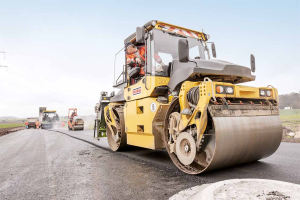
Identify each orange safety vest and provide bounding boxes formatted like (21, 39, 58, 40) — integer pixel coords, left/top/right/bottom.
(126, 47, 164, 77)
(126, 47, 146, 75)
(25, 122, 28, 125)
(36, 121, 39, 126)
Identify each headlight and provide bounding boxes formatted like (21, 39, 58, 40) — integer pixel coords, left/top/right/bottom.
(225, 87, 234, 94)
(216, 86, 224, 93)
(266, 90, 272, 97)
(216, 85, 234, 94)
(260, 90, 266, 96)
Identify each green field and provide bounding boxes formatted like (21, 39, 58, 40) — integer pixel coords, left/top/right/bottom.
(0, 123, 24, 129)
(280, 109, 300, 132)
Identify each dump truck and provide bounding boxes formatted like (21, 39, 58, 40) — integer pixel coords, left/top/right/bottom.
(68, 108, 84, 130)
(27, 118, 38, 128)
(41, 110, 60, 129)
(96, 20, 282, 174)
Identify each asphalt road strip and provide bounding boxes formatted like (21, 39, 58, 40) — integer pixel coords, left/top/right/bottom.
(47, 129, 300, 185)
(47, 129, 207, 183)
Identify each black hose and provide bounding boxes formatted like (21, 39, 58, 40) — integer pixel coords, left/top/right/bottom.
(187, 86, 200, 106)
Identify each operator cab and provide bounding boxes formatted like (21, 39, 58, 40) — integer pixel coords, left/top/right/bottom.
(113, 21, 212, 89)
(112, 20, 254, 103)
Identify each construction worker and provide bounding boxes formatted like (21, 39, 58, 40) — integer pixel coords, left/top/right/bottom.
(125, 42, 167, 79)
(25, 121, 28, 129)
(70, 111, 77, 123)
(43, 114, 48, 121)
(55, 114, 60, 121)
(35, 120, 39, 129)
(71, 111, 77, 118)
(61, 121, 65, 128)
(125, 42, 145, 66)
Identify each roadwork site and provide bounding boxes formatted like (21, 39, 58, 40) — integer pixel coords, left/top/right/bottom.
(1, 2, 300, 199)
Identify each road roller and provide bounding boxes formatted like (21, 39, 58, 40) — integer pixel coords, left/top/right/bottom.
(96, 20, 282, 174)
(68, 108, 84, 131)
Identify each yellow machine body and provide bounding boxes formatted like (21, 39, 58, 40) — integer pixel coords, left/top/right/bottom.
(102, 20, 282, 174)
(106, 78, 279, 150)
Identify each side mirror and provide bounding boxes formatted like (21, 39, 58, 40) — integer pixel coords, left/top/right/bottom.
(136, 27, 145, 44)
(211, 43, 217, 58)
(178, 39, 189, 62)
(250, 54, 255, 72)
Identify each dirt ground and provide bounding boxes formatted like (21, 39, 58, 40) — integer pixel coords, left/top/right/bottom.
(0, 127, 24, 137)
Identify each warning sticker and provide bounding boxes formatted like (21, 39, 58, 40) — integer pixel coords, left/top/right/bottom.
(133, 87, 142, 96)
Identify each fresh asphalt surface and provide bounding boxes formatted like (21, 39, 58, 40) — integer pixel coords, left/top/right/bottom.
(0, 128, 299, 200)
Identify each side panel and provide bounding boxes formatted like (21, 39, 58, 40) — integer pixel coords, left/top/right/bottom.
(124, 97, 168, 149)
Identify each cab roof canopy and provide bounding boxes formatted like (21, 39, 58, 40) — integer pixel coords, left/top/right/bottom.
(124, 20, 209, 44)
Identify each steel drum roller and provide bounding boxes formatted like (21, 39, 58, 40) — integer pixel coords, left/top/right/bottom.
(203, 115, 283, 172)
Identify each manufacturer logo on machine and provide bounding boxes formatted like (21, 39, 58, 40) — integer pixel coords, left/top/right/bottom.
(133, 87, 142, 96)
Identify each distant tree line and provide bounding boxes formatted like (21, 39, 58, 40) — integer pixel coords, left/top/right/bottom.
(279, 92, 300, 109)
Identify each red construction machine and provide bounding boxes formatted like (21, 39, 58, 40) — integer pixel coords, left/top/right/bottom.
(68, 108, 84, 131)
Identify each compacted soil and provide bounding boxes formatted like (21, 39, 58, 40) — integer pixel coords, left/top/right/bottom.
(0, 127, 24, 137)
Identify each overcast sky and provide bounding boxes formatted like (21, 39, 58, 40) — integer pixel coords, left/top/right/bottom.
(0, 0, 299, 118)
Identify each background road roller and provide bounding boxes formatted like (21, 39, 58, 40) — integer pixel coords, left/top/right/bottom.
(68, 108, 84, 131)
(96, 20, 282, 174)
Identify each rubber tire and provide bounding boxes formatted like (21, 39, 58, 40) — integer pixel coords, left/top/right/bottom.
(107, 108, 127, 151)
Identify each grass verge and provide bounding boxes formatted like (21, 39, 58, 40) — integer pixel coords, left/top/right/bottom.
(0, 123, 24, 129)
(280, 109, 300, 132)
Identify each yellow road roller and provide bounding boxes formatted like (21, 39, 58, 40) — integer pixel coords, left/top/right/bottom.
(96, 20, 282, 174)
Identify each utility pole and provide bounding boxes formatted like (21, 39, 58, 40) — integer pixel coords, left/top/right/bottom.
(0, 51, 5, 60)
(0, 51, 7, 68)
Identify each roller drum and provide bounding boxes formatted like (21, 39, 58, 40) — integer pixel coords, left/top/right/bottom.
(204, 115, 282, 172)
(165, 100, 283, 174)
